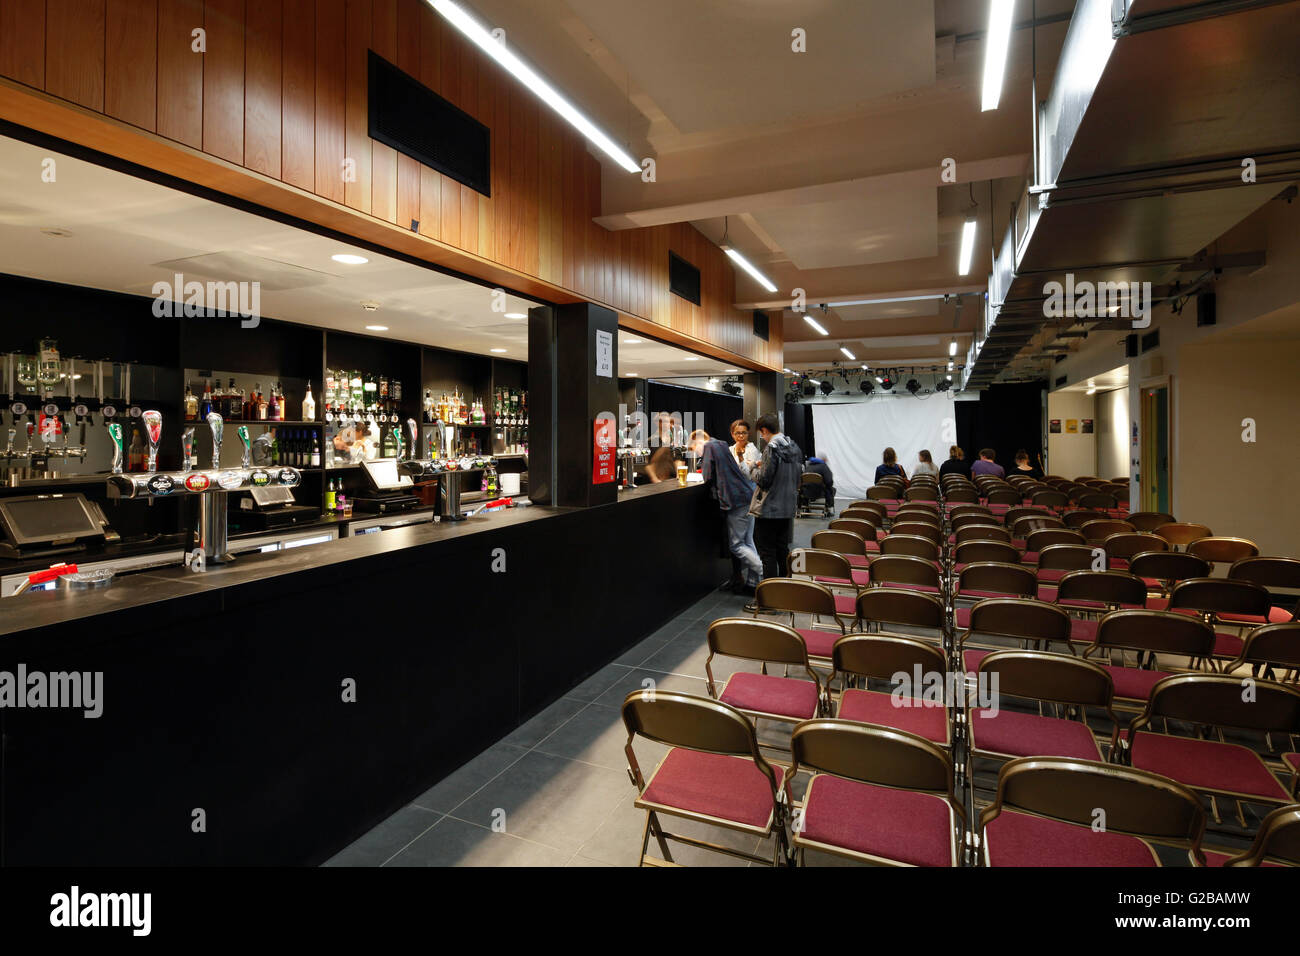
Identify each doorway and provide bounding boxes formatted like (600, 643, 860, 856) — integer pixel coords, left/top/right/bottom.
(1139, 379, 1171, 513)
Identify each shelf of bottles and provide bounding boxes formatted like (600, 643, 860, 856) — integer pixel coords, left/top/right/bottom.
(322, 367, 411, 468)
(420, 387, 491, 457)
(185, 372, 322, 471)
(490, 386, 529, 457)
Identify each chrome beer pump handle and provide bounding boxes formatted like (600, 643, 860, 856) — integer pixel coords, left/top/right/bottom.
(407, 419, 418, 461)
(143, 409, 162, 473)
(107, 422, 124, 475)
(237, 425, 251, 469)
(207, 412, 223, 470)
(182, 427, 195, 474)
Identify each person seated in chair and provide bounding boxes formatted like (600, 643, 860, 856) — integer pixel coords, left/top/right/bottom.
(802, 454, 835, 515)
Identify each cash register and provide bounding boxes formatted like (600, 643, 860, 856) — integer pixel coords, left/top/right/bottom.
(352, 458, 421, 514)
(0, 492, 116, 560)
(236, 483, 321, 530)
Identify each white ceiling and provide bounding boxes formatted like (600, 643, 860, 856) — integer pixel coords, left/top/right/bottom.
(1056, 364, 1129, 393)
(563, 0, 936, 136)
(0, 134, 729, 380)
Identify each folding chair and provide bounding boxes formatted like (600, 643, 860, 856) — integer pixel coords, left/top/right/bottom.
(953, 540, 1020, 572)
(796, 473, 830, 518)
(879, 534, 942, 566)
(810, 529, 872, 569)
(905, 484, 940, 502)
(1031, 489, 1070, 510)
(953, 563, 1037, 606)
(979, 757, 1207, 866)
(1188, 536, 1260, 572)
(787, 548, 862, 624)
(1102, 532, 1168, 570)
(1023, 528, 1085, 565)
(1127, 511, 1176, 533)
(705, 618, 826, 741)
(753, 578, 847, 668)
(1226, 622, 1300, 684)
(621, 690, 789, 866)
(1124, 674, 1300, 825)
(829, 634, 952, 750)
(788, 721, 967, 866)
(943, 485, 979, 504)
(1168, 577, 1274, 660)
(1218, 804, 1300, 866)
(1129, 551, 1211, 608)
(1063, 509, 1108, 530)
(1081, 609, 1216, 708)
(1227, 557, 1300, 624)
(1079, 519, 1135, 544)
(1155, 521, 1212, 551)
(1052, 570, 1149, 648)
(1035, 543, 1102, 592)
(986, 488, 1021, 506)
(956, 598, 1074, 670)
(856, 585, 949, 650)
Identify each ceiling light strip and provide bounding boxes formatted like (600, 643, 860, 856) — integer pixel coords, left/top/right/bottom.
(430, 0, 641, 173)
(724, 247, 778, 294)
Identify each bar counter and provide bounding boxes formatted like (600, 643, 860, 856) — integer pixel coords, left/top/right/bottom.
(0, 480, 728, 865)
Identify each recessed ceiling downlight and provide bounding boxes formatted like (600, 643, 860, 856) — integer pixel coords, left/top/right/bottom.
(365, 325, 389, 331)
(332, 253, 369, 265)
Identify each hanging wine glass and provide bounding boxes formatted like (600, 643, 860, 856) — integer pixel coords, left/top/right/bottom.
(16, 354, 38, 391)
(37, 338, 62, 389)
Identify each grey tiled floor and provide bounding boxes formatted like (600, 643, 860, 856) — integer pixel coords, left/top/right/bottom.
(325, 516, 829, 867)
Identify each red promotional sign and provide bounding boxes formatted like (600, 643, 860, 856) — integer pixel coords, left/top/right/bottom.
(593, 417, 616, 484)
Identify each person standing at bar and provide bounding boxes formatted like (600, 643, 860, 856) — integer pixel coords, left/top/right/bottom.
(645, 412, 683, 483)
(751, 413, 801, 581)
(690, 429, 762, 599)
(729, 419, 761, 474)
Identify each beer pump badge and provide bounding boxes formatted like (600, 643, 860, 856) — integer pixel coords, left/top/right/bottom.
(146, 474, 176, 496)
(217, 471, 245, 490)
(184, 473, 211, 492)
(250, 470, 270, 487)
(277, 469, 300, 487)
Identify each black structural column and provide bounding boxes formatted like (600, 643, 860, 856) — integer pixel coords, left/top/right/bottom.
(743, 371, 781, 427)
(528, 302, 619, 507)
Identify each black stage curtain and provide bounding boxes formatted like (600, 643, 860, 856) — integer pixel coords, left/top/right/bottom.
(783, 402, 815, 458)
(646, 381, 743, 442)
(955, 381, 1046, 473)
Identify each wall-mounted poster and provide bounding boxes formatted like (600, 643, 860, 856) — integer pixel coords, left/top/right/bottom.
(1066, 419, 1079, 434)
(1081, 419, 1094, 434)
(1049, 419, 1062, 434)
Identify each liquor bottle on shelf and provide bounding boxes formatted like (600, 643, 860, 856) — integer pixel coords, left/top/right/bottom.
(200, 379, 214, 418)
(268, 384, 281, 422)
(226, 378, 241, 419)
(184, 383, 198, 421)
(311, 434, 321, 468)
(392, 378, 403, 403)
(302, 381, 316, 422)
(325, 477, 337, 512)
(335, 482, 346, 515)
(350, 371, 363, 407)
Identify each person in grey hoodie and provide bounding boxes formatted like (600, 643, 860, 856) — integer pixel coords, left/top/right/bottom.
(752, 412, 802, 579)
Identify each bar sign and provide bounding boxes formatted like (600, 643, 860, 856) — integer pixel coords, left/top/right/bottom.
(593, 418, 616, 485)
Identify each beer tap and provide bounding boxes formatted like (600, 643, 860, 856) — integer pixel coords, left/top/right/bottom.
(236, 425, 251, 469)
(181, 427, 195, 474)
(406, 419, 418, 462)
(143, 410, 162, 472)
(207, 412, 223, 470)
(107, 422, 124, 475)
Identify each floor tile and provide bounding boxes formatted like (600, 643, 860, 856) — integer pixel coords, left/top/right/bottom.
(534, 701, 670, 772)
(564, 662, 634, 703)
(498, 696, 588, 749)
(448, 750, 629, 852)
(411, 743, 528, 814)
(386, 815, 571, 867)
(323, 806, 442, 867)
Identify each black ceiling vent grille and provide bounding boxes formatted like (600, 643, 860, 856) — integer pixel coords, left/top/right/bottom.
(669, 252, 701, 306)
(753, 310, 769, 342)
(368, 51, 491, 197)
(1054, 375, 1068, 388)
(1141, 329, 1160, 353)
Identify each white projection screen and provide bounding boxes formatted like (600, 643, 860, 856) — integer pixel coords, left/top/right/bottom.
(811, 398, 956, 500)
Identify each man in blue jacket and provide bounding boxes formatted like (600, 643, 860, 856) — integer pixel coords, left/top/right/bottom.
(690, 429, 763, 598)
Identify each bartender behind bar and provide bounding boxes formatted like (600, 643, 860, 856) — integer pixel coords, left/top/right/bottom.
(644, 412, 685, 483)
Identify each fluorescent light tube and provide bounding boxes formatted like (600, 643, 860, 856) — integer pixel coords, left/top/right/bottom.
(430, 1, 641, 173)
(958, 218, 977, 276)
(981, 0, 1016, 111)
(724, 247, 778, 293)
(803, 315, 828, 336)
(840, 346, 856, 360)
(825, 294, 950, 308)
(949, 340, 958, 356)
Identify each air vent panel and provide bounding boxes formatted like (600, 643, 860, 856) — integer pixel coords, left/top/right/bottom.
(669, 252, 701, 306)
(368, 51, 491, 197)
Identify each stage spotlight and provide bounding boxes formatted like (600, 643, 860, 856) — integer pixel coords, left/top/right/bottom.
(859, 379, 874, 395)
(819, 379, 834, 395)
(935, 378, 952, 392)
(880, 373, 893, 391)
(905, 379, 920, 395)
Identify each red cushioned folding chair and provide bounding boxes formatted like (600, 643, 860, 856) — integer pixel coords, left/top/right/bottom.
(621, 690, 790, 867)
(788, 720, 967, 866)
(1123, 674, 1300, 827)
(979, 757, 1207, 867)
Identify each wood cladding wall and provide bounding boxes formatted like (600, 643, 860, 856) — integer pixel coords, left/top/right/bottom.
(0, 0, 781, 370)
